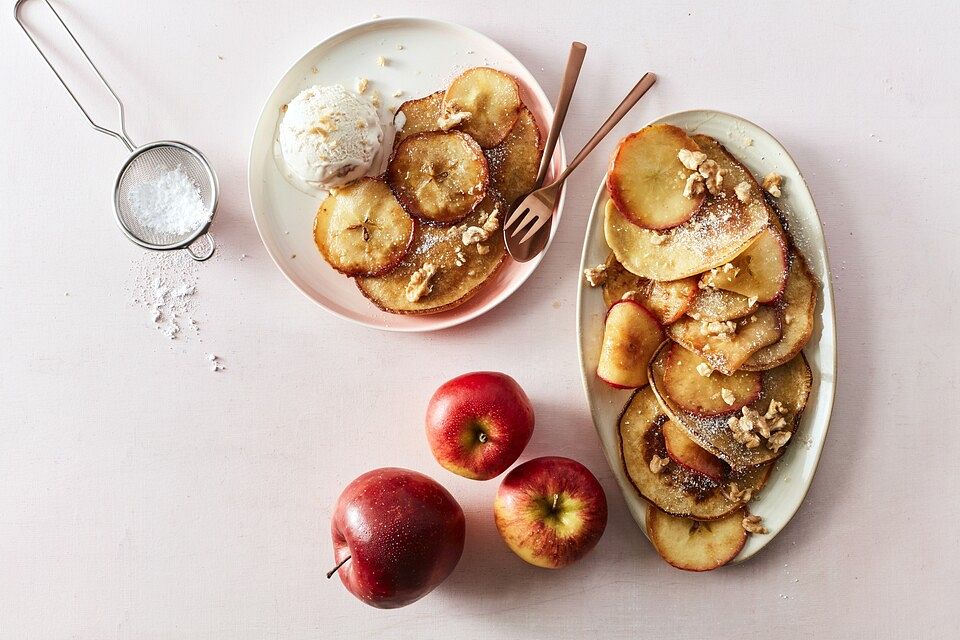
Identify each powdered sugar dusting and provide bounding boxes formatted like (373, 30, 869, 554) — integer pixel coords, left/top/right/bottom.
(129, 251, 202, 342)
(127, 165, 211, 236)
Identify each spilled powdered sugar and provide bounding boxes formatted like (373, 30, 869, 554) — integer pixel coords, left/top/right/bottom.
(129, 251, 201, 340)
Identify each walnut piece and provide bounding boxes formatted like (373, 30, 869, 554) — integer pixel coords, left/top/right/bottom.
(742, 514, 768, 534)
(462, 207, 500, 246)
(476, 243, 490, 255)
(724, 482, 753, 504)
(734, 180, 753, 204)
(767, 431, 792, 453)
(376, 55, 388, 67)
(701, 320, 737, 339)
(356, 77, 369, 93)
(405, 263, 437, 302)
(583, 264, 608, 287)
(649, 454, 670, 474)
(678, 149, 707, 171)
(762, 172, 783, 197)
(438, 110, 471, 130)
(720, 388, 736, 406)
(698, 159, 725, 196)
(696, 363, 713, 378)
(683, 172, 706, 198)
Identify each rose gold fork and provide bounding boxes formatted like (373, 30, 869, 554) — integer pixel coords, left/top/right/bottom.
(503, 72, 657, 246)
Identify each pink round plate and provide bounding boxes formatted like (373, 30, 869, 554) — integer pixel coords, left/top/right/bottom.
(248, 17, 565, 331)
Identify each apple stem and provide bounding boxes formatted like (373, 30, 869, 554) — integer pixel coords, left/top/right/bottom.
(326, 555, 351, 579)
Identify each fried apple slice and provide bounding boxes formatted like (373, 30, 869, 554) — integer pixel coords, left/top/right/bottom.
(604, 136, 769, 281)
(394, 91, 443, 146)
(618, 387, 771, 520)
(355, 197, 506, 314)
(687, 287, 757, 322)
(743, 251, 818, 370)
(442, 67, 522, 148)
(701, 225, 788, 303)
(601, 257, 698, 324)
(649, 342, 813, 470)
(667, 306, 782, 375)
(387, 131, 488, 224)
(607, 124, 705, 230)
(485, 107, 543, 206)
(313, 178, 414, 277)
(662, 420, 727, 482)
(661, 344, 761, 416)
(596, 300, 664, 388)
(646, 504, 747, 571)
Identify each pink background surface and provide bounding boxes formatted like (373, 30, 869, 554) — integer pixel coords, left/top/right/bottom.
(2, 1, 957, 638)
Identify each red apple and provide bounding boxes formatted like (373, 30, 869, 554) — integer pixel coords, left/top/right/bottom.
(494, 456, 608, 568)
(425, 372, 535, 480)
(330, 468, 465, 608)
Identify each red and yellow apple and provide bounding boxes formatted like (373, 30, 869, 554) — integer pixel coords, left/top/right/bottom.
(330, 467, 465, 608)
(494, 456, 607, 568)
(426, 371, 535, 480)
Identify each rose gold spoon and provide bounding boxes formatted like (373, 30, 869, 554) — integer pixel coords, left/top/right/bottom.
(504, 72, 657, 251)
(505, 42, 586, 262)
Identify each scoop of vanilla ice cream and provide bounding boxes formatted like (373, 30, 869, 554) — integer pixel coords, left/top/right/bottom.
(278, 85, 383, 191)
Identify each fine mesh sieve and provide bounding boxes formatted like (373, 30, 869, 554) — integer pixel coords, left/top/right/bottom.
(16, 0, 218, 261)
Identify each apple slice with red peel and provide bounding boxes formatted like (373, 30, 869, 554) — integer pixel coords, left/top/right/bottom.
(662, 419, 728, 482)
(597, 300, 665, 389)
(646, 504, 746, 571)
(661, 344, 761, 416)
(602, 257, 698, 324)
(742, 251, 819, 371)
(701, 225, 789, 303)
(618, 387, 771, 520)
(667, 305, 782, 375)
(607, 124, 705, 230)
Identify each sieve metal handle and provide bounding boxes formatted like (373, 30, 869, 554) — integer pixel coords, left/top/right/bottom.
(186, 233, 216, 262)
(15, 0, 136, 151)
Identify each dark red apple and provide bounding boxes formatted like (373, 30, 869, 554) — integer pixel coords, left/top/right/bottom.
(330, 468, 465, 608)
(425, 372, 535, 480)
(494, 456, 608, 568)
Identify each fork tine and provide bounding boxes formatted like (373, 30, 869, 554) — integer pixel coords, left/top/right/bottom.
(510, 213, 538, 238)
(518, 213, 550, 244)
(504, 204, 528, 230)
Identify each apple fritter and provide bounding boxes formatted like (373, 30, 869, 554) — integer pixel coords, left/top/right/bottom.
(485, 106, 543, 206)
(355, 196, 506, 314)
(618, 386, 771, 520)
(387, 131, 488, 224)
(394, 91, 443, 147)
(441, 67, 522, 148)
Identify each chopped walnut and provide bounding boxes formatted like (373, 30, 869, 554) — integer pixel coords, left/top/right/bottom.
(376, 55, 388, 67)
(649, 233, 667, 245)
(392, 89, 404, 98)
(742, 514, 768, 534)
(734, 180, 753, 204)
(698, 160, 725, 196)
(696, 363, 713, 378)
(724, 482, 753, 503)
(405, 263, 437, 302)
(356, 77, 369, 93)
(747, 296, 758, 307)
(678, 149, 707, 171)
(370, 90, 381, 108)
(583, 264, 608, 287)
(767, 431, 792, 453)
(762, 172, 783, 197)
(683, 172, 706, 198)
(476, 243, 490, 255)
(438, 110, 471, 130)
(453, 246, 467, 267)
(461, 207, 500, 248)
(764, 399, 787, 420)
(649, 454, 670, 474)
(720, 388, 736, 406)
(701, 320, 736, 338)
